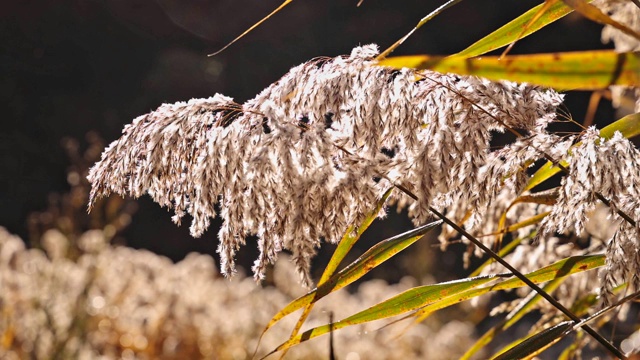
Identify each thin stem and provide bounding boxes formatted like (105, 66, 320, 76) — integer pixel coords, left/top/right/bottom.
(568, 289, 640, 333)
(208, 0, 294, 56)
(376, 0, 465, 60)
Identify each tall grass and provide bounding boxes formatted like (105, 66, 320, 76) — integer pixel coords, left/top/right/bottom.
(83, 0, 640, 358)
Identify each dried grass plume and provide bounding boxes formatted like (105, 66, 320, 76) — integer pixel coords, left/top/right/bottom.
(88, 44, 640, 293)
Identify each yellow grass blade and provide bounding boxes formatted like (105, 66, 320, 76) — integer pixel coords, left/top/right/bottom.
(461, 279, 564, 359)
(377, 0, 464, 60)
(208, 0, 293, 56)
(379, 51, 640, 90)
(456, 0, 591, 58)
(411, 255, 603, 324)
(255, 219, 441, 358)
(500, 0, 561, 58)
(265, 255, 603, 356)
(491, 321, 572, 360)
(278, 188, 393, 358)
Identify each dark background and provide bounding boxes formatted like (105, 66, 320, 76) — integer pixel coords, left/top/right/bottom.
(1, 0, 611, 279)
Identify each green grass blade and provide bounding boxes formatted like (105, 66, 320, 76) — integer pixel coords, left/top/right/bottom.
(491, 321, 573, 360)
(257, 219, 441, 343)
(525, 112, 640, 191)
(274, 188, 395, 358)
(320, 188, 393, 284)
(379, 51, 640, 90)
(461, 278, 564, 360)
(600, 112, 640, 139)
(264, 274, 499, 357)
(525, 161, 564, 192)
(328, 220, 442, 288)
(266, 255, 604, 356)
(255, 188, 392, 357)
(412, 255, 604, 322)
(455, 0, 590, 58)
(470, 254, 604, 295)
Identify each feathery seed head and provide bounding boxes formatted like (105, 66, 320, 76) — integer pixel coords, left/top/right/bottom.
(88, 45, 564, 284)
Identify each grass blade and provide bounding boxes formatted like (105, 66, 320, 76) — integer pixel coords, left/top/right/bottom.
(261, 220, 441, 330)
(481, 212, 550, 238)
(491, 286, 636, 360)
(255, 188, 391, 355)
(256, 219, 441, 357)
(278, 188, 393, 358)
(469, 232, 532, 278)
(499, 0, 560, 58)
(208, 0, 293, 56)
(484, 189, 556, 250)
(377, 0, 465, 60)
(491, 321, 573, 360)
(411, 255, 604, 324)
(264, 274, 499, 357)
(461, 278, 564, 360)
(455, 1, 592, 58)
(265, 255, 603, 356)
(379, 51, 640, 90)
(319, 188, 393, 284)
(599, 112, 640, 139)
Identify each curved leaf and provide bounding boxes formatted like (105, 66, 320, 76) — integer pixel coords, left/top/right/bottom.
(492, 321, 572, 360)
(254, 188, 391, 357)
(482, 189, 556, 252)
(258, 219, 442, 342)
(264, 274, 499, 357)
(266, 255, 604, 356)
(274, 188, 395, 358)
(320, 188, 394, 284)
(456, 0, 596, 57)
(461, 278, 564, 360)
(411, 255, 604, 323)
(493, 214, 547, 251)
(377, 0, 464, 60)
(485, 212, 550, 238)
